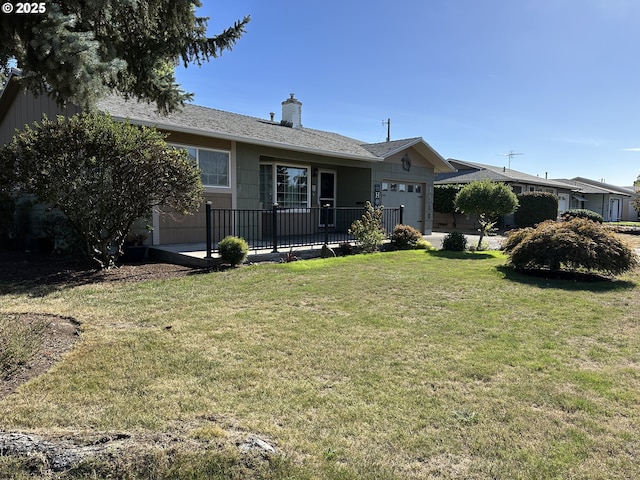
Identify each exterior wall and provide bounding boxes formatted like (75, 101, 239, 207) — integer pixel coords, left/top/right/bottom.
(0, 87, 81, 146)
(623, 197, 639, 221)
(157, 192, 232, 244)
(371, 147, 435, 234)
(236, 142, 374, 210)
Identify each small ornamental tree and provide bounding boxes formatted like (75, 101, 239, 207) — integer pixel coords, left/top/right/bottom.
(349, 201, 385, 253)
(514, 192, 558, 227)
(0, 113, 203, 268)
(454, 180, 519, 250)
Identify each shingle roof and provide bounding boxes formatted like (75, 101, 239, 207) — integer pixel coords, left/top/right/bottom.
(97, 95, 383, 162)
(556, 178, 636, 196)
(96, 96, 454, 173)
(436, 158, 576, 190)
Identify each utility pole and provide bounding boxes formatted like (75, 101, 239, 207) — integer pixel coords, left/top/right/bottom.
(383, 118, 390, 142)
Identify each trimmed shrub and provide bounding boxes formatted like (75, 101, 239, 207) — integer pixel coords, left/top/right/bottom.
(391, 224, 422, 250)
(441, 231, 467, 251)
(416, 238, 435, 251)
(504, 218, 638, 275)
(561, 209, 603, 223)
(218, 236, 249, 266)
(514, 192, 558, 227)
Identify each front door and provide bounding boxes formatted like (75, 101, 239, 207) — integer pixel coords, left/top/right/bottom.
(319, 170, 336, 227)
(610, 199, 620, 222)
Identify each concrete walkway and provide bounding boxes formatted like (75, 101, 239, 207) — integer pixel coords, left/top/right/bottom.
(148, 231, 507, 268)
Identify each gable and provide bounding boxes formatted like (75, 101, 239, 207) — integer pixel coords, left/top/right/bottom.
(0, 82, 80, 145)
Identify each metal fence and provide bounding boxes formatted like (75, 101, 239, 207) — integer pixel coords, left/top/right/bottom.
(205, 204, 404, 255)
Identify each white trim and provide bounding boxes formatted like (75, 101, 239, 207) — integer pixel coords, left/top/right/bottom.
(230, 141, 237, 209)
(318, 169, 337, 228)
(169, 143, 232, 189)
(260, 161, 311, 210)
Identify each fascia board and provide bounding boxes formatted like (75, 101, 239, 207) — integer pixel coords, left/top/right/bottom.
(110, 115, 383, 163)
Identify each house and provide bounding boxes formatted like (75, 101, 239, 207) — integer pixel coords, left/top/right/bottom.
(434, 159, 577, 230)
(554, 177, 638, 222)
(0, 71, 455, 247)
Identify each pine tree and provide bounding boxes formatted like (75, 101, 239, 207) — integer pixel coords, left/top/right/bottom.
(0, 1, 249, 114)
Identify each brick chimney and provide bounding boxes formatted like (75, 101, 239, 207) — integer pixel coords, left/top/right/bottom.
(281, 93, 302, 129)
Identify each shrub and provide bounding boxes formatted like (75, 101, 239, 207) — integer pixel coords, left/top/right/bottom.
(349, 201, 385, 253)
(433, 184, 463, 227)
(391, 224, 422, 250)
(504, 218, 638, 275)
(561, 209, 603, 223)
(416, 238, 435, 251)
(441, 231, 468, 251)
(514, 192, 559, 227)
(218, 236, 249, 266)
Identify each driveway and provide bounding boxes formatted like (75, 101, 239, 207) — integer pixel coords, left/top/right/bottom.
(424, 231, 505, 250)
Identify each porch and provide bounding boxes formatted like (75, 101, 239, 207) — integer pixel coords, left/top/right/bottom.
(149, 205, 404, 267)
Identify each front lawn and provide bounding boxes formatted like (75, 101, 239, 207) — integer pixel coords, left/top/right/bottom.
(1, 251, 639, 479)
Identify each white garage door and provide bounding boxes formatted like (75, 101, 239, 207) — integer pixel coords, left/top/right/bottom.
(381, 181, 425, 232)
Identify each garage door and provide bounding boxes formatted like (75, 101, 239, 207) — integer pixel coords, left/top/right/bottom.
(381, 181, 425, 232)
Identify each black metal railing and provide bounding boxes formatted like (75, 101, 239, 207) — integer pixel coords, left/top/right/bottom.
(205, 204, 404, 255)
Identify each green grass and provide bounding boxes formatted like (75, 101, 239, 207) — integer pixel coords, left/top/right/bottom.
(1, 250, 639, 479)
(0, 313, 48, 380)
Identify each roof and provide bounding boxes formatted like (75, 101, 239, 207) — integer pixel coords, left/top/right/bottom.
(97, 95, 454, 172)
(555, 177, 636, 196)
(436, 159, 577, 190)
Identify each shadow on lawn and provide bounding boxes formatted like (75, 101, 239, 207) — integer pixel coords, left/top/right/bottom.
(426, 250, 495, 260)
(495, 265, 637, 292)
(0, 251, 212, 297)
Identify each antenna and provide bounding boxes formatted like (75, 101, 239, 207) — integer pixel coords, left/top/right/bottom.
(498, 150, 524, 169)
(382, 118, 390, 142)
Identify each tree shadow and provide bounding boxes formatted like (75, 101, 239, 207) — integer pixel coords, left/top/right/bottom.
(426, 250, 495, 260)
(495, 265, 637, 292)
(0, 251, 213, 297)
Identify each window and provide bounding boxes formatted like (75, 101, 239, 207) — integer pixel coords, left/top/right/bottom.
(260, 163, 309, 208)
(173, 145, 230, 187)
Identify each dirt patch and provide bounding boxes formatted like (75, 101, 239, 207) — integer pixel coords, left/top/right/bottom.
(0, 314, 80, 399)
(0, 251, 211, 400)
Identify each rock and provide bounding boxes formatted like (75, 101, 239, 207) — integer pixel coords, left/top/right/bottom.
(321, 244, 336, 258)
(238, 436, 276, 454)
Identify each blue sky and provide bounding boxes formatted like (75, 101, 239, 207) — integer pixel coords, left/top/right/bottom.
(176, 0, 640, 186)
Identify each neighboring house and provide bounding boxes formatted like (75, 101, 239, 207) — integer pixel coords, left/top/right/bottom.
(554, 177, 638, 222)
(434, 159, 577, 230)
(0, 71, 455, 246)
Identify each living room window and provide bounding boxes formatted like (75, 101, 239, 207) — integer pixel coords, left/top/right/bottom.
(173, 145, 230, 188)
(260, 163, 309, 208)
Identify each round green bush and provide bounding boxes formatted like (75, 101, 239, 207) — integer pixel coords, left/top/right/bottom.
(218, 236, 249, 266)
(514, 192, 558, 227)
(561, 209, 603, 223)
(391, 224, 423, 250)
(441, 231, 467, 251)
(503, 218, 637, 276)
